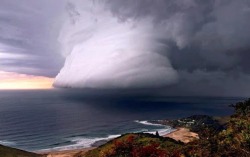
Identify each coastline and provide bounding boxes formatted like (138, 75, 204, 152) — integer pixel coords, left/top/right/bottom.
(0, 98, 247, 157)
(39, 147, 95, 157)
(163, 127, 199, 143)
(38, 127, 198, 157)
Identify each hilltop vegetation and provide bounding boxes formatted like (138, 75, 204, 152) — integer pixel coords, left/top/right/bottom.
(82, 133, 183, 157)
(81, 99, 250, 157)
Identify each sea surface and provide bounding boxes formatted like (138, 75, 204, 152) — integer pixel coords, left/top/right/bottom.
(0, 89, 245, 151)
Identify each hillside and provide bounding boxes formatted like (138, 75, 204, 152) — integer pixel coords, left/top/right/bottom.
(81, 99, 250, 157)
(82, 133, 183, 157)
(0, 144, 43, 157)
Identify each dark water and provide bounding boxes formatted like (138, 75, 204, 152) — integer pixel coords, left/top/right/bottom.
(0, 89, 245, 151)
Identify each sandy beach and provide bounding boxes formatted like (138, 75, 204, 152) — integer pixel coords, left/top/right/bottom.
(163, 127, 199, 143)
(39, 147, 94, 157)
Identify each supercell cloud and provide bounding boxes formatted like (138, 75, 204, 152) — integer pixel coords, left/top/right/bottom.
(54, 0, 250, 93)
(1, 0, 250, 96)
(54, 1, 179, 88)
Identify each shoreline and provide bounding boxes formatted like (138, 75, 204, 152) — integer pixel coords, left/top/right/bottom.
(39, 147, 95, 157)
(163, 127, 199, 143)
(38, 127, 198, 157)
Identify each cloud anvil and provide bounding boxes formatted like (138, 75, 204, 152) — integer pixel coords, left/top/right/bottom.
(1, 0, 250, 96)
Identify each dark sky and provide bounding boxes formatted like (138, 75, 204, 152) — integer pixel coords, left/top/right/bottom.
(1, 0, 250, 96)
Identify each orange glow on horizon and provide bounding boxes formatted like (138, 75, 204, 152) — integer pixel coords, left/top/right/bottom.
(0, 71, 54, 90)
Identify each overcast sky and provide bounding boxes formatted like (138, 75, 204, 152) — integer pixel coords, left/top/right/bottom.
(1, 0, 250, 96)
(0, 0, 65, 76)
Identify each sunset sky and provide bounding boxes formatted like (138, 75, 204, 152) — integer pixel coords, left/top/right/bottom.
(0, 71, 53, 90)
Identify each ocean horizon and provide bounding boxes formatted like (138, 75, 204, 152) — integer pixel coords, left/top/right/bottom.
(0, 89, 245, 152)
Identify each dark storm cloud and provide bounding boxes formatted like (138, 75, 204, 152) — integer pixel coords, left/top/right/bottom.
(100, 0, 250, 96)
(105, 0, 250, 73)
(1, 0, 250, 96)
(0, 0, 65, 77)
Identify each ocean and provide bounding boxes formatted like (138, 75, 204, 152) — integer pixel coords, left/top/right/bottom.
(0, 89, 245, 152)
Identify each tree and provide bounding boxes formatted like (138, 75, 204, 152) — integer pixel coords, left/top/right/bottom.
(156, 131, 159, 137)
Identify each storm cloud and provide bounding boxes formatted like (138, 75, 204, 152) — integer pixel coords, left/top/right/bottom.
(1, 0, 250, 96)
(0, 0, 65, 76)
(54, 1, 179, 88)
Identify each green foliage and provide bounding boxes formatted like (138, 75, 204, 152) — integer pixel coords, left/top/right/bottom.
(183, 99, 250, 157)
(230, 98, 250, 117)
(84, 133, 183, 157)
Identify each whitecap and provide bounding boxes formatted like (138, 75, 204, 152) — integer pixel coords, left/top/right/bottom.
(134, 120, 164, 126)
(0, 140, 16, 146)
(40, 134, 121, 151)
